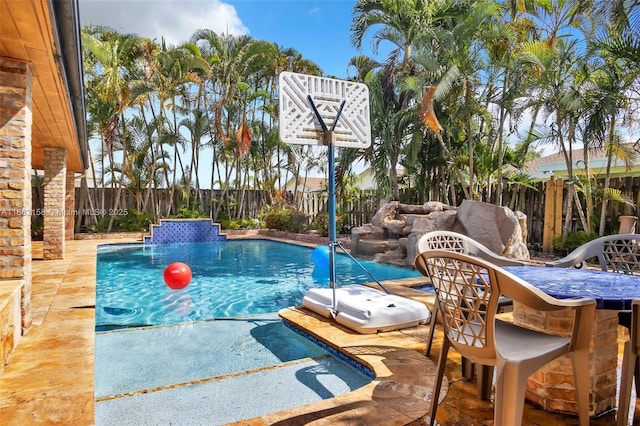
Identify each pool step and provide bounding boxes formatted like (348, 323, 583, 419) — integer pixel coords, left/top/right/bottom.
(94, 316, 371, 425)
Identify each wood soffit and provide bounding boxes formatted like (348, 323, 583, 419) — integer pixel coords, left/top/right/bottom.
(1, 0, 85, 172)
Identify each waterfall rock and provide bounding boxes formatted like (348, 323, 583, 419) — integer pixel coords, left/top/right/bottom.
(351, 200, 530, 267)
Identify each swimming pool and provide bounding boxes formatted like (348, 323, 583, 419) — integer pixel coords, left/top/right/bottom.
(96, 239, 421, 330)
(95, 239, 423, 424)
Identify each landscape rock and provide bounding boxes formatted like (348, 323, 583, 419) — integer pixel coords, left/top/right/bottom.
(351, 200, 530, 267)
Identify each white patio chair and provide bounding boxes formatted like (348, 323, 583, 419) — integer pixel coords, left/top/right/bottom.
(417, 230, 527, 268)
(416, 230, 526, 398)
(547, 233, 640, 401)
(618, 299, 640, 426)
(414, 250, 595, 426)
(546, 233, 640, 273)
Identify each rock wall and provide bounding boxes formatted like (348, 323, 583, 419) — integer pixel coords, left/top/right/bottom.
(351, 200, 530, 267)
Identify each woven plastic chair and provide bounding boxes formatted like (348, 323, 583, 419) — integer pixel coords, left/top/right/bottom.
(618, 299, 640, 426)
(547, 233, 640, 401)
(546, 233, 640, 273)
(414, 250, 595, 426)
(417, 230, 526, 398)
(417, 230, 526, 268)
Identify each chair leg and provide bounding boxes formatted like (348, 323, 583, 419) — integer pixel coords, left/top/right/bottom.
(493, 361, 528, 426)
(425, 301, 439, 357)
(634, 355, 640, 395)
(460, 359, 493, 400)
(618, 341, 636, 426)
(477, 364, 494, 400)
(427, 337, 450, 426)
(462, 356, 474, 380)
(571, 349, 591, 426)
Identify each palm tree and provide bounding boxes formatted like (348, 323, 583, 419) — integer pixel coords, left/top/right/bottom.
(483, 1, 544, 205)
(81, 28, 144, 230)
(134, 40, 209, 215)
(351, 0, 433, 199)
(586, 33, 640, 234)
(179, 108, 212, 211)
(189, 30, 257, 219)
(364, 62, 409, 199)
(435, 0, 503, 201)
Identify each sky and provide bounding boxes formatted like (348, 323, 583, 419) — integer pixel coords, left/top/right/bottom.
(78, 0, 376, 79)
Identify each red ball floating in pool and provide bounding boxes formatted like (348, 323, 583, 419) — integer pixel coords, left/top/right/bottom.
(163, 262, 192, 290)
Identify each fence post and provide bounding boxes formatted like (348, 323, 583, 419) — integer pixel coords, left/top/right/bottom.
(542, 176, 563, 253)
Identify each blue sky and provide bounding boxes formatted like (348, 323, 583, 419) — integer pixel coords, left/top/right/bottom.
(79, 0, 380, 79)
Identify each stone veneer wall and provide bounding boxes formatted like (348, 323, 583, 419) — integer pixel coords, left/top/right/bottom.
(0, 58, 33, 336)
(514, 303, 618, 416)
(65, 172, 74, 240)
(43, 147, 66, 260)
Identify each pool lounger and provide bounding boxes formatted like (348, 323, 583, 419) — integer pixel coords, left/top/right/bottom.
(302, 285, 431, 334)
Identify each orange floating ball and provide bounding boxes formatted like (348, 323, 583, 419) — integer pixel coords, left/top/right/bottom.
(163, 262, 192, 290)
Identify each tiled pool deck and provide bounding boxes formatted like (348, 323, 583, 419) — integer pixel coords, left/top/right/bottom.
(0, 238, 634, 425)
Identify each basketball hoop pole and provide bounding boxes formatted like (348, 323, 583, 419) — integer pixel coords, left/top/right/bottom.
(308, 96, 345, 311)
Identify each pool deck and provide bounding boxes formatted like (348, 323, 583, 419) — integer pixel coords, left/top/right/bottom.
(0, 237, 635, 425)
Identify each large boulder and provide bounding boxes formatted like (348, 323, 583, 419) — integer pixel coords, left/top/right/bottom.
(350, 224, 386, 257)
(371, 201, 406, 235)
(456, 200, 529, 261)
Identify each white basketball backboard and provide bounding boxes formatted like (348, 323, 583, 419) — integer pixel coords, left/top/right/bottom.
(279, 72, 371, 148)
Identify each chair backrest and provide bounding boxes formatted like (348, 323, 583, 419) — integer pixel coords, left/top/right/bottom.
(547, 234, 640, 274)
(415, 250, 592, 365)
(414, 250, 501, 364)
(416, 230, 525, 267)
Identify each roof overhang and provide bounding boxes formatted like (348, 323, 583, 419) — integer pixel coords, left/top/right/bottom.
(0, 0, 88, 173)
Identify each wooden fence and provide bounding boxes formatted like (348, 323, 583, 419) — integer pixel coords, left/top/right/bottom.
(31, 176, 640, 246)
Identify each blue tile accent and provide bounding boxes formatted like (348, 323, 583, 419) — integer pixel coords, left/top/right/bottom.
(283, 321, 375, 379)
(143, 219, 227, 245)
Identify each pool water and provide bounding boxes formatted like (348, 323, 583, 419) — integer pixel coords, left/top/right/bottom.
(94, 239, 420, 424)
(94, 314, 373, 425)
(96, 239, 421, 329)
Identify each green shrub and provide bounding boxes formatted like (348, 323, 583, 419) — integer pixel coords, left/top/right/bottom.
(113, 209, 154, 232)
(551, 231, 599, 255)
(31, 216, 44, 240)
(309, 212, 346, 237)
(174, 206, 207, 218)
(96, 216, 110, 233)
(219, 217, 262, 230)
(263, 207, 308, 233)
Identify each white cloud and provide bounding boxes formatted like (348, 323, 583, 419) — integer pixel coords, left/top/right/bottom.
(79, 0, 248, 46)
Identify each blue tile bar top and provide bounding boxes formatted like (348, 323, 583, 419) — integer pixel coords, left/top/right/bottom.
(143, 219, 226, 245)
(504, 265, 640, 310)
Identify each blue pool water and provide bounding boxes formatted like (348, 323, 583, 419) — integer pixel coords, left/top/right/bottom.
(94, 239, 418, 424)
(96, 239, 421, 330)
(94, 314, 374, 425)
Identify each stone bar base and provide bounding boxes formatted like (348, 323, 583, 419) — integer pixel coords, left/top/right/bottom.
(514, 302, 618, 416)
